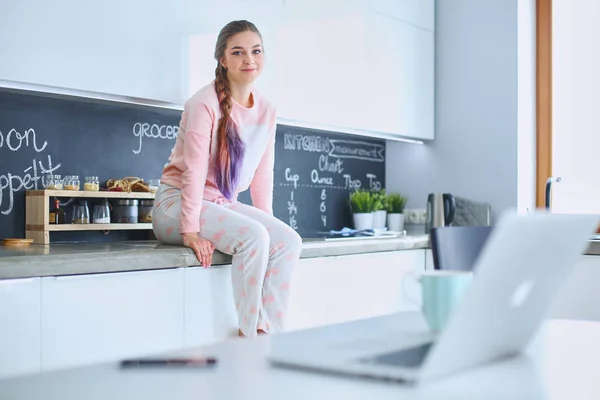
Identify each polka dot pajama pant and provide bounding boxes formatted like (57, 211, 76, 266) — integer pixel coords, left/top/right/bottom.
(152, 184, 303, 337)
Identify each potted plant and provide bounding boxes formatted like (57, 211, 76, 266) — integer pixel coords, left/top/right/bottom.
(349, 189, 375, 230)
(386, 192, 407, 232)
(371, 189, 388, 229)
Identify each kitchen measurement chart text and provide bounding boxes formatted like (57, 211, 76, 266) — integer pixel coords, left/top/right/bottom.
(258, 125, 385, 236)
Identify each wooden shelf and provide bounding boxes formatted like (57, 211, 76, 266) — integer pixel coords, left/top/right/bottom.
(27, 190, 155, 199)
(46, 223, 152, 231)
(25, 190, 155, 244)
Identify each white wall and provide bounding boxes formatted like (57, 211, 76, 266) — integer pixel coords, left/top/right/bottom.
(551, 0, 600, 214)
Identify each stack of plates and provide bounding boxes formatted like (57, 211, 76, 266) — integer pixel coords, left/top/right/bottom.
(2, 238, 33, 247)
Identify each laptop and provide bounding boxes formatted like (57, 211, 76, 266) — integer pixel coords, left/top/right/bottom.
(268, 210, 598, 383)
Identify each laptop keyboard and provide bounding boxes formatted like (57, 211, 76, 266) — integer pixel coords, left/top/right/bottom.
(359, 342, 434, 368)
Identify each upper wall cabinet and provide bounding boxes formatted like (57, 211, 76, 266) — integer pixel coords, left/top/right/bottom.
(271, 0, 434, 140)
(360, 11, 434, 140)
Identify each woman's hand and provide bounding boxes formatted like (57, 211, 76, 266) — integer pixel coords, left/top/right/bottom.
(182, 233, 215, 268)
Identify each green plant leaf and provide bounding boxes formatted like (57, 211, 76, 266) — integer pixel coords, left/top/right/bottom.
(349, 189, 375, 213)
(385, 192, 407, 213)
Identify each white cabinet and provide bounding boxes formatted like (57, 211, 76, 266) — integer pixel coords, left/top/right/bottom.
(274, 3, 434, 140)
(184, 267, 215, 348)
(285, 250, 426, 331)
(327, 250, 425, 325)
(425, 248, 434, 270)
(285, 257, 331, 331)
(274, 12, 371, 132)
(361, 12, 434, 139)
(40, 269, 185, 371)
(204, 266, 239, 340)
(0, 248, 428, 377)
(0, 278, 41, 379)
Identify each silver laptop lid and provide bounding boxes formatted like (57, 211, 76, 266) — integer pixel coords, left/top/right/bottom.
(420, 210, 599, 381)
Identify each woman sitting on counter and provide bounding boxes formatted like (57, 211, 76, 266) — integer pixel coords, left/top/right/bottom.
(152, 20, 303, 338)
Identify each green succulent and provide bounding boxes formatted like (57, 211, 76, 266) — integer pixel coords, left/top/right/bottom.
(371, 188, 387, 211)
(386, 193, 407, 213)
(349, 189, 375, 213)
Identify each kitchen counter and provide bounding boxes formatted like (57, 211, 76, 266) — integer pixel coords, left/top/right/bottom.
(0, 236, 430, 280)
(2, 236, 599, 281)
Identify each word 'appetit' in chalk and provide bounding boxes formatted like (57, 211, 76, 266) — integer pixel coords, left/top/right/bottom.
(0, 155, 61, 216)
(132, 122, 179, 154)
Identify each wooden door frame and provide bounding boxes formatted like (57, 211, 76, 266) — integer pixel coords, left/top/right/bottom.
(536, 0, 552, 208)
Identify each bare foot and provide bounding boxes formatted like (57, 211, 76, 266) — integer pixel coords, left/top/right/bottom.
(257, 329, 268, 335)
(238, 329, 245, 338)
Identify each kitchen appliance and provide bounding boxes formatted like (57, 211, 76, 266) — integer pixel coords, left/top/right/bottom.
(426, 193, 456, 233)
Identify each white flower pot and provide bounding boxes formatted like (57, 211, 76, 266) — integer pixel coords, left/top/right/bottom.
(387, 213, 405, 232)
(353, 213, 374, 230)
(372, 210, 387, 229)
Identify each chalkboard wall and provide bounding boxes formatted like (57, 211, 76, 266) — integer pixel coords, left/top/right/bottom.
(0, 88, 385, 241)
(263, 125, 385, 236)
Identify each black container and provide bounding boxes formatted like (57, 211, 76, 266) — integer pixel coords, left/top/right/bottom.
(113, 199, 138, 223)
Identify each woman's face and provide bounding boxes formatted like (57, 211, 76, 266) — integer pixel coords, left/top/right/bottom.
(220, 30, 264, 85)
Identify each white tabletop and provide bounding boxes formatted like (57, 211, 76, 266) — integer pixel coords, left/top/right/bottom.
(2, 312, 600, 400)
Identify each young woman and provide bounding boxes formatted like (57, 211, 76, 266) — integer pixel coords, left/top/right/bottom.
(153, 20, 302, 338)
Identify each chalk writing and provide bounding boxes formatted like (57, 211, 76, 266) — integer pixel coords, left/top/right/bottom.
(132, 122, 179, 155)
(0, 128, 48, 153)
(320, 189, 327, 227)
(284, 168, 300, 189)
(0, 155, 61, 215)
(283, 134, 330, 153)
(310, 170, 334, 186)
(343, 174, 362, 190)
(287, 191, 298, 230)
(318, 155, 344, 173)
(367, 173, 382, 190)
(276, 129, 385, 233)
(329, 139, 385, 162)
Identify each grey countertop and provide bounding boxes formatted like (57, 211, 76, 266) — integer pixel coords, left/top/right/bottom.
(0, 235, 430, 280)
(2, 236, 599, 281)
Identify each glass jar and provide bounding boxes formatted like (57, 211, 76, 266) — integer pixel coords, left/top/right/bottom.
(45, 174, 63, 190)
(148, 179, 160, 194)
(72, 200, 90, 224)
(113, 199, 138, 223)
(93, 199, 111, 224)
(64, 175, 80, 191)
(84, 176, 100, 191)
(138, 200, 153, 223)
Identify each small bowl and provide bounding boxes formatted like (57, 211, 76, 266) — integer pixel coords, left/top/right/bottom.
(3, 238, 34, 247)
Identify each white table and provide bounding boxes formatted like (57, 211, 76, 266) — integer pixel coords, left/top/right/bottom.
(2, 312, 600, 400)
